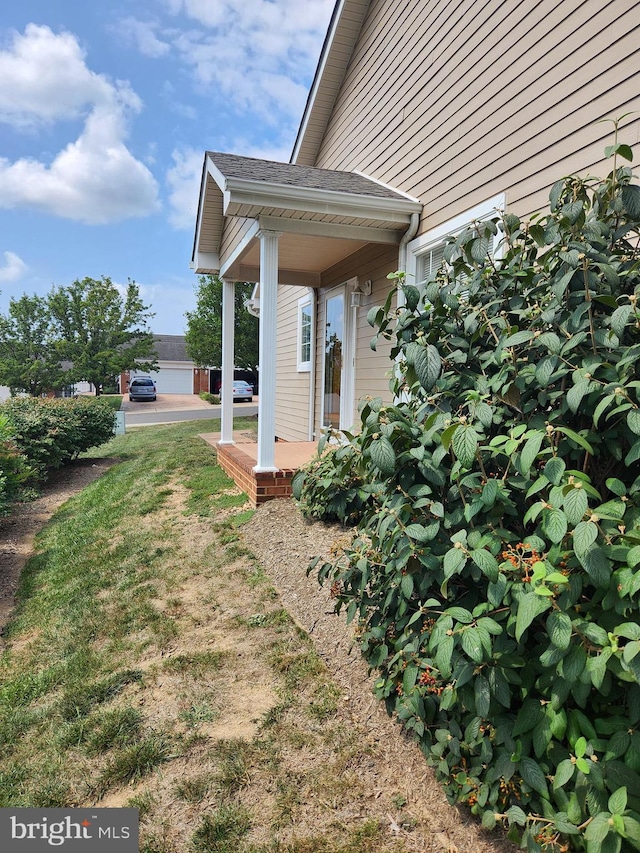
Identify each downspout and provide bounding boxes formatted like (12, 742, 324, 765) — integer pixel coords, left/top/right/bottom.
(307, 287, 317, 441)
(396, 212, 420, 307)
(394, 212, 420, 403)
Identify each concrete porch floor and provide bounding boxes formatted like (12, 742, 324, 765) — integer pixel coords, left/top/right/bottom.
(199, 431, 318, 505)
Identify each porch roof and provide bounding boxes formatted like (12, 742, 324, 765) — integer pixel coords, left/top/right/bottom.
(191, 151, 421, 284)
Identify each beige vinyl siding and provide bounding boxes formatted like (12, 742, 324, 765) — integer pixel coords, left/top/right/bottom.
(220, 217, 254, 271)
(275, 284, 313, 442)
(315, 0, 640, 229)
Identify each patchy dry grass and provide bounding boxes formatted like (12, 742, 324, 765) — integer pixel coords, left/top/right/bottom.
(0, 419, 423, 852)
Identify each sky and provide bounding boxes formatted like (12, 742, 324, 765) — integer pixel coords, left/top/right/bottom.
(0, 0, 335, 334)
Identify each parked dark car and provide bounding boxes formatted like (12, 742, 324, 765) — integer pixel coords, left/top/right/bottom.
(129, 376, 157, 402)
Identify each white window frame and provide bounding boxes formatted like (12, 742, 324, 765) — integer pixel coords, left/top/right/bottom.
(405, 193, 507, 289)
(297, 294, 313, 372)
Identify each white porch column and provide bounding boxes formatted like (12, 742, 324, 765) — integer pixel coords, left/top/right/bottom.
(219, 277, 235, 445)
(255, 229, 280, 472)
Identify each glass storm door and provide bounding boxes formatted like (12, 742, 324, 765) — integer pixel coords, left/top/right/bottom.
(323, 288, 356, 430)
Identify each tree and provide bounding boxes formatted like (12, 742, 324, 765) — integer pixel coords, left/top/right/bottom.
(48, 277, 157, 394)
(0, 294, 65, 396)
(185, 275, 258, 371)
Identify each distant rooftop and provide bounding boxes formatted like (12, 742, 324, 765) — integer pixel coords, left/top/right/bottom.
(153, 334, 190, 362)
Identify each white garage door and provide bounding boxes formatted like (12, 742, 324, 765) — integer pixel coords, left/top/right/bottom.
(154, 368, 193, 394)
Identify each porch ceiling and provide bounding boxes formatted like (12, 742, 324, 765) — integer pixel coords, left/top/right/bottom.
(191, 151, 422, 282)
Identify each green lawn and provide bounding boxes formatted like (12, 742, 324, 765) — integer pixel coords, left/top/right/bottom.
(0, 416, 417, 853)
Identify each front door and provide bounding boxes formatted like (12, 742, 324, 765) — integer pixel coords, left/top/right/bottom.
(322, 284, 355, 430)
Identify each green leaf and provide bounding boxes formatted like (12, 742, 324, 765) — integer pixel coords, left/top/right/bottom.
(443, 546, 466, 579)
(414, 344, 442, 392)
(612, 305, 633, 339)
(519, 756, 548, 796)
(549, 179, 564, 210)
(608, 787, 627, 815)
(474, 673, 490, 717)
(515, 592, 552, 641)
(471, 548, 499, 582)
(577, 545, 611, 587)
(626, 438, 640, 466)
(553, 758, 575, 790)
(506, 805, 527, 827)
(535, 355, 557, 387)
(543, 456, 565, 486)
(502, 330, 534, 348)
(573, 520, 599, 554)
(554, 813, 579, 835)
(628, 409, 640, 436)
(400, 572, 414, 599)
(537, 331, 562, 353)
(623, 816, 640, 845)
(544, 508, 568, 544)
(480, 478, 498, 506)
(622, 184, 640, 217)
(452, 424, 479, 469)
(369, 436, 396, 476)
(547, 611, 572, 650)
(555, 425, 594, 454)
(567, 380, 593, 414)
(405, 523, 432, 542)
(519, 431, 545, 475)
(615, 622, 640, 641)
(606, 477, 627, 497)
(481, 810, 496, 830)
(366, 305, 382, 327)
(402, 285, 420, 312)
(564, 487, 589, 525)
(513, 698, 545, 736)
(461, 627, 484, 663)
(585, 812, 612, 844)
(445, 606, 473, 623)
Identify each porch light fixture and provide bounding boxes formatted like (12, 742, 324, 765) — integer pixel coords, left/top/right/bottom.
(350, 279, 372, 307)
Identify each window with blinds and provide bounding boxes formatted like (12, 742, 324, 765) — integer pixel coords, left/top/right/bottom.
(416, 242, 446, 288)
(415, 233, 495, 300)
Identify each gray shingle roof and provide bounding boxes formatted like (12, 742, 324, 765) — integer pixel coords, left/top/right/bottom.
(206, 151, 410, 201)
(153, 335, 190, 362)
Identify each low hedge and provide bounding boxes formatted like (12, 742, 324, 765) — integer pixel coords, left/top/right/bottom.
(2, 396, 116, 476)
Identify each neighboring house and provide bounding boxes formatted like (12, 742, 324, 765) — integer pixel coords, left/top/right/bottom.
(124, 335, 211, 395)
(191, 0, 640, 475)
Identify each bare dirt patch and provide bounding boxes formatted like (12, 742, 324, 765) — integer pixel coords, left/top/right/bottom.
(243, 498, 517, 853)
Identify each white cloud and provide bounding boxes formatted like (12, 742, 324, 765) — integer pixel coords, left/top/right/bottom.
(166, 147, 204, 229)
(0, 251, 27, 283)
(163, 0, 333, 124)
(0, 23, 139, 127)
(0, 25, 159, 224)
(114, 18, 171, 59)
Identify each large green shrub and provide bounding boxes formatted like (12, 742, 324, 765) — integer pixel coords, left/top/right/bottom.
(2, 397, 116, 475)
(304, 145, 640, 852)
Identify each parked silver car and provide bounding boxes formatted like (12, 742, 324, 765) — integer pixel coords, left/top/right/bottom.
(229, 380, 253, 402)
(129, 376, 157, 402)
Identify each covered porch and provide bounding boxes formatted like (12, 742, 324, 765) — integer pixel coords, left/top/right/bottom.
(191, 152, 421, 501)
(200, 430, 317, 506)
